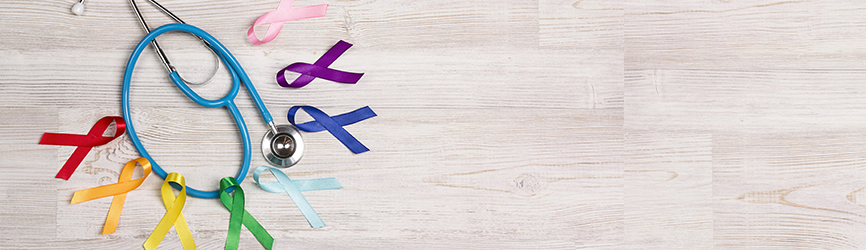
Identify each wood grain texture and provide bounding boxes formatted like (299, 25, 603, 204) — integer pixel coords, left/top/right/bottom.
(6, 0, 866, 249)
(625, 0, 866, 69)
(713, 131, 866, 249)
(625, 131, 712, 249)
(1, 0, 605, 248)
(541, 0, 622, 49)
(625, 69, 866, 131)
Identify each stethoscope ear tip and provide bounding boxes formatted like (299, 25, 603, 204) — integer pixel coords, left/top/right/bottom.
(71, 2, 84, 15)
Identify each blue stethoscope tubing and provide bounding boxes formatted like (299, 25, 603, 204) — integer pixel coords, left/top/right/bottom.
(122, 23, 274, 199)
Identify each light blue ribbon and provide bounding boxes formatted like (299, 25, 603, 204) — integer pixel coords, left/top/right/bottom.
(253, 165, 342, 228)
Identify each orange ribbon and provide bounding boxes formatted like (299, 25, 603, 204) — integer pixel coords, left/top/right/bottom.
(70, 157, 152, 234)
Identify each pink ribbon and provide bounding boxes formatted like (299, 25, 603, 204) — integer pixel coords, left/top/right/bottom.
(247, 0, 328, 45)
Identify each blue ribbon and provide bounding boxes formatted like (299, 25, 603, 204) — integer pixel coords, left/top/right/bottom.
(288, 106, 376, 154)
(253, 166, 342, 228)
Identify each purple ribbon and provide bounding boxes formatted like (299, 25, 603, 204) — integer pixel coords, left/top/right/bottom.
(276, 40, 364, 88)
(288, 106, 376, 154)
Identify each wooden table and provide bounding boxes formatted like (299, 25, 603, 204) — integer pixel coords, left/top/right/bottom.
(1, 0, 864, 249)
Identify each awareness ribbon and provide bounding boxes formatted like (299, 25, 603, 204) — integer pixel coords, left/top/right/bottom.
(254, 165, 343, 228)
(144, 173, 195, 250)
(70, 157, 152, 235)
(247, 0, 328, 45)
(39, 116, 125, 180)
(288, 106, 376, 154)
(219, 177, 274, 250)
(276, 40, 364, 88)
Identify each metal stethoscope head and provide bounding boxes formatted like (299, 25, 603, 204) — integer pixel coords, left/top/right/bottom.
(262, 123, 305, 167)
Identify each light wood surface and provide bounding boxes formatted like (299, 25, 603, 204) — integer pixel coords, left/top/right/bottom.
(2, 0, 865, 249)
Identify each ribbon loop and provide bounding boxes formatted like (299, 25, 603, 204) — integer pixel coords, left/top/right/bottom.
(253, 166, 342, 228)
(289, 106, 375, 154)
(144, 173, 195, 250)
(247, 0, 328, 45)
(276, 40, 364, 88)
(39, 116, 126, 180)
(70, 157, 152, 234)
(219, 177, 274, 250)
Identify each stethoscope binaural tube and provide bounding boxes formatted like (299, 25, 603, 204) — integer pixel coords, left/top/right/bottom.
(122, 23, 275, 198)
(128, 0, 221, 85)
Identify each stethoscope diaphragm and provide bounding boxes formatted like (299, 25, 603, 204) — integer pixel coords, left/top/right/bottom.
(261, 124, 304, 168)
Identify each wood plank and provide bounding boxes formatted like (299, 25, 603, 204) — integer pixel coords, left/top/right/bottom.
(713, 131, 866, 248)
(625, 0, 866, 69)
(541, 0, 622, 49)
(0, 108, 60, 240)
(0, 0, 540, 51)
(624, 130, 713, 249)
(625, 69, 866, 131)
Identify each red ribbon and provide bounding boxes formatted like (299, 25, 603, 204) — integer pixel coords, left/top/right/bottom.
(39, 116, 126, 180)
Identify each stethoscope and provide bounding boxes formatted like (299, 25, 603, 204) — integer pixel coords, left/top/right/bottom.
(117, 0, 305, 198)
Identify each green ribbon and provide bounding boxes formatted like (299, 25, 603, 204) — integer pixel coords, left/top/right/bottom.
(220, 177, 274, 250)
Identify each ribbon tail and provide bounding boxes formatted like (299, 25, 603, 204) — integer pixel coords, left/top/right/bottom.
(257, 178, 343, 192)
(276, 173, 326, 228)
(333, 132, 369, 154)
(143, 212, 194, 249)
(144, 208, 181, 250)
(311, 112, 369, 154)
(101, 193, 127, 235)
(175, 213, 196, 250)
(327, 72, 364, 84)
(220, 197, 274, 249)
(55, 145, 92, 180)
(316, 40, 352, 64)
(226, 197, 243, 250)
(70, 178, 147, 204)
(39, 133, 93, 146)
(331, 106, 377, 127)
(242, 210, 275, 250)
(260, 6, 328, 23)
(293, 178, 343, 191)
(307, 67, 363, 84)
(287, 4, 328, 19)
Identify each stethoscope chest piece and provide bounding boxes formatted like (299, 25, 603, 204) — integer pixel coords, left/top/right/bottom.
(262, 124, 305, 168)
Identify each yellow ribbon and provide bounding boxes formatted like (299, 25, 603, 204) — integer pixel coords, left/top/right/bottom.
(144, 172, 196, 250)
(70, 157, 152, 235)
